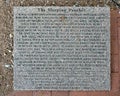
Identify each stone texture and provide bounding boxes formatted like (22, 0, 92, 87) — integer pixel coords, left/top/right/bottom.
(13, 7, 110, 90)
(4, 9, 120, 96)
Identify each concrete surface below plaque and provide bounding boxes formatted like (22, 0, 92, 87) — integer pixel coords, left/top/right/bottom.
(13, 7, 110, 90)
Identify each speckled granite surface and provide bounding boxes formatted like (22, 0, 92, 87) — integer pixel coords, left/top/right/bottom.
(13, 7, 110, 90)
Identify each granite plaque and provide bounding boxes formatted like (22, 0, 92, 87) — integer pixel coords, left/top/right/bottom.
(13, 7, 110, 90)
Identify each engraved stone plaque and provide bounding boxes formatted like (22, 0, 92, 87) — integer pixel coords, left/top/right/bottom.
(13, 7, 110, 90)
